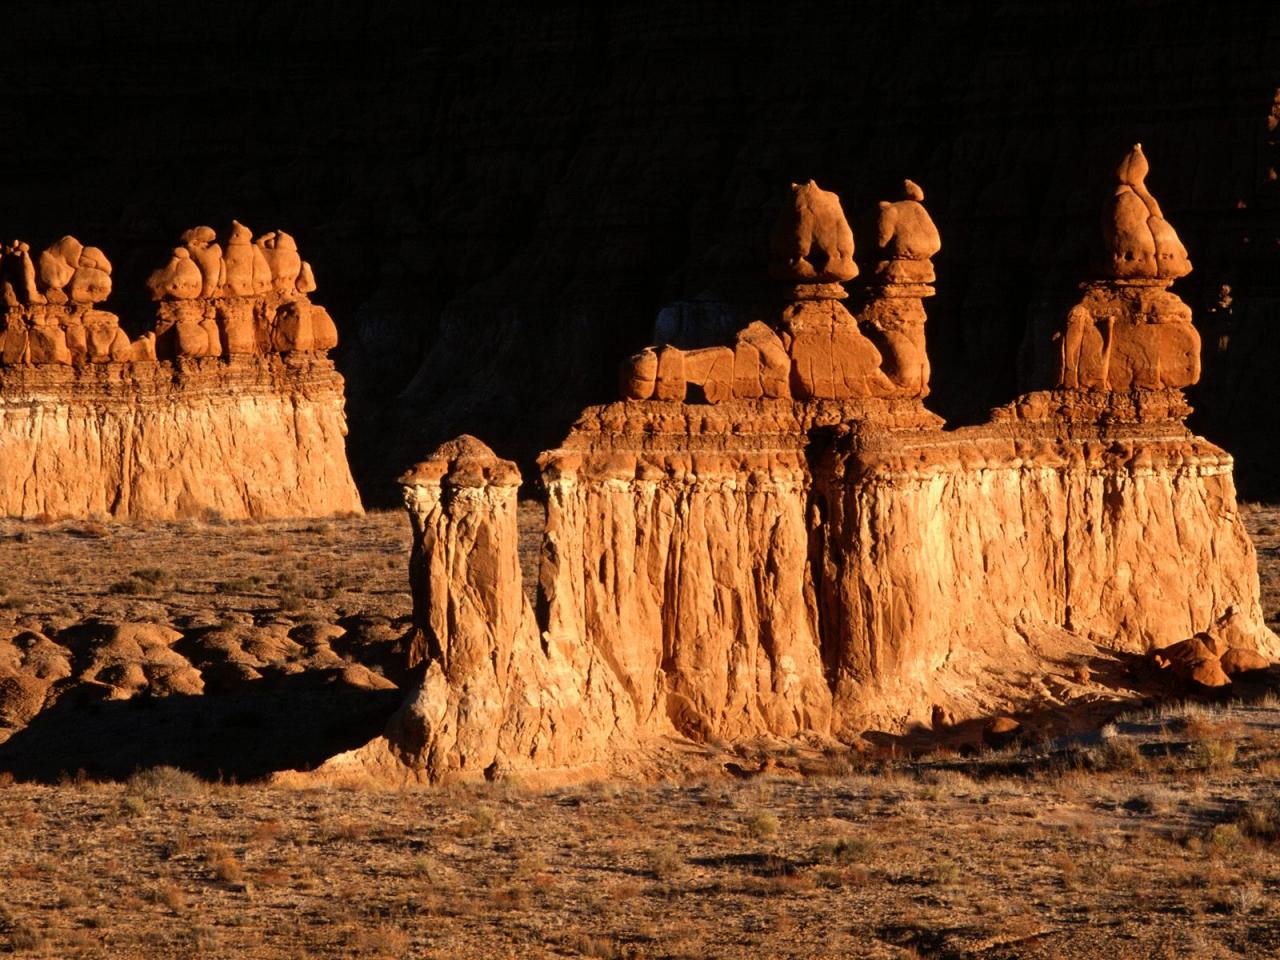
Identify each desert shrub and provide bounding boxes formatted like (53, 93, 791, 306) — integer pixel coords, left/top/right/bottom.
(153, 880, 187, 913)
(126, 766, 206, 798)
(350, 925, 410, 959)
(276, 590, 305, 613)
(454, 806, 497, 838)
(816, 836, 875, 864)
(556, 932, 624, 959)
(1237, 799, 1280, 843)
(1208, 823, 1244, 852)
(645, 843, 681, 879)
(8, 918, 43, 952)
(206, 844, 244, 884)
(744, 811, 779, 839)
(108, 568, 172, 596)
(926, 858, 962, 885)
(1086, 738, 1145, 772)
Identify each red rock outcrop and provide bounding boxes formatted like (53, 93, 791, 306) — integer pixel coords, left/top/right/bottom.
(1058, 146, 1201, 392)
(0, 225, 359, 520)
(620, 178, 938, 404)
(0, 355, 361, 520)
(309, 436, 629, 785)
(145, 222, 338, 361)
(315, 158, 1275, 784)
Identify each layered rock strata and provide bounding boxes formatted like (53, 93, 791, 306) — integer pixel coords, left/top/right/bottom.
(320, 151, 1274, 784)
(0, 224, 359, 519)
(0, 355, 361, 520)
(310, 437, 630, 785)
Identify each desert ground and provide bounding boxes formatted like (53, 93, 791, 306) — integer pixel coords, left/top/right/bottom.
(1, 505, 1279, 958)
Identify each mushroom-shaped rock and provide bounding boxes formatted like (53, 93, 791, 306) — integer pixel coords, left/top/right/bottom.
(272, 300, 314, 352)
(147, 248, 203, 300)
(223, 221, 273, 297)
(1101, 144, 1191, 280)
(768, 179, 858, 287)
(68, 246, 113, 304)
(180, 226, 225, 298)
(255, 230, 303, 295)
(310, 304, 339, 352)
(398, 434, 521, 492)
(296, 260, 317, 295)
(1, 241, 44, 306)
(874, 179, 941, 284)
(36, 236, 84, 303)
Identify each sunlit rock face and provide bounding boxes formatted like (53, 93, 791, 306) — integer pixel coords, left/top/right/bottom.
(0, 226, 359, 521)
(310, 162, 1275, 786)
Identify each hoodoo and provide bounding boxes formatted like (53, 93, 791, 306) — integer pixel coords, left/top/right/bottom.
(312, 151, 1276, 785)
(0, 223, 361, 520)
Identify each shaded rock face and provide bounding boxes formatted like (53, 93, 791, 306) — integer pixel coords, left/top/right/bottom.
(0, 356, 361, 520)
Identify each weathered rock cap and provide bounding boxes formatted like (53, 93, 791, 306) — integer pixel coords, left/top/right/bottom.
(1099, 143, 1192, 282)
(873, 178, 941, 287)
(398, 434, 521, 489)
(768, 179, 858, 287)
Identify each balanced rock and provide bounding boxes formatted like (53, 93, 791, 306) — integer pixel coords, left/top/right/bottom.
(1101, 143, 1191, 280)
(1059, 145, 1201, 392)
(769, 179, 859, 293)
(873, 179, 941, 285)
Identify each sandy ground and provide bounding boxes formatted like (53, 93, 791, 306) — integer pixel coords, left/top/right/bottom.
(0, 504, 1278, 957)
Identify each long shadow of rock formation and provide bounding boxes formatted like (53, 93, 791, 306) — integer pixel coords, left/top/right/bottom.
(0, 671, 402, 784)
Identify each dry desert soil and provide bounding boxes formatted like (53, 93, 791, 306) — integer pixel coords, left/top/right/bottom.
(2, 505, 1280, 958)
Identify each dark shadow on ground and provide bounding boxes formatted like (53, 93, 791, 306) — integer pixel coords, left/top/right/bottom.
(859, 655, 1280, 761)
(0, 671, 402, 784)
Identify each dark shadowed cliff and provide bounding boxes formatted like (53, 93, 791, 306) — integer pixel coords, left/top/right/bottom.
(2, 1, 1278, 501)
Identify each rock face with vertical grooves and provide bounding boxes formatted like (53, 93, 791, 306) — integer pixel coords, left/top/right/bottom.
(0, 355, 361, 520)
(0, 223, 360, 520)
(302, 155, 1276, 785)
(311, 384, 1273, 786)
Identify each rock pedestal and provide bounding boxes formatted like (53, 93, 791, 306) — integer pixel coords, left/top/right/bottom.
(312, 437, 629, 785)
(0, 356, 361, 520)
(0, 223, 357, 520)
(1059, 145, 1201, 391)
(312, 153, 1275, 784)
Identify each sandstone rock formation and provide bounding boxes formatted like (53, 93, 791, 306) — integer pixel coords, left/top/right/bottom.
(858, 180, 941, 397)
(1, 238, 155, 367)
(1059, 146, 1201, 391)
(0, 224, 359, 520)
(313, 160, 1275, 785)
(620, 179, 935, 403)
(308, 437, 627, 785)
(0, 355, 362, 520)
(146, 221, 338, 361)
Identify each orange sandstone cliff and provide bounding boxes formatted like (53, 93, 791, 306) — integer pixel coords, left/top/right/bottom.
(0, 224, 361, 520)
(308, 151, 1275, 785)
